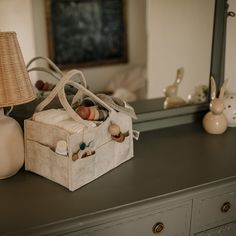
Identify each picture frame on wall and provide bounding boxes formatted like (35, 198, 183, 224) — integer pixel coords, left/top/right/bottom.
(45, 0, 128, 69)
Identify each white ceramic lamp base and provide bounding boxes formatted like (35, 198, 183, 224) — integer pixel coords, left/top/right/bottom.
(0, 113, 24, 179)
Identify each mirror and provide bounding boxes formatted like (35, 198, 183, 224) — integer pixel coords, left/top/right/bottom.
(30, 0, 215, 109)
(0, 0, 228, 130)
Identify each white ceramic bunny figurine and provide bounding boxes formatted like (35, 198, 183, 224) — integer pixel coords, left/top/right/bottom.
(203, 77, 228, 134)
(163, 67, 187, 109)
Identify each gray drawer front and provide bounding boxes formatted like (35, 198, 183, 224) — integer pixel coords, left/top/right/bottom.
(192, 190, 236, 233)
(194, 221, 236, 236)
(68, 201, 191, 236)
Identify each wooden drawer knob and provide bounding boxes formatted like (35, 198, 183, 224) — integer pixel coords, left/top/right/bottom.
(152, 222, 164, 234)
(221, 201, 231, 213)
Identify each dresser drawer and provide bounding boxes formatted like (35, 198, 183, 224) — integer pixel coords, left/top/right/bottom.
(68, 201, 191, 236)
(194, 220, 236, 236)
(192, 190, 236, 233)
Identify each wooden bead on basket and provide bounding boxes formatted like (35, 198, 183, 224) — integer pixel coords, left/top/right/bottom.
(108, 123, 120, 136)
(75, 106, 90, 119)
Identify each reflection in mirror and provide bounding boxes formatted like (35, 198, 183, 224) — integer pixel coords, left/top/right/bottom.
(163, 67, 187, 109)
(31, 0, 147, 101)
(147, 0, 215, 110)
(32, 0, 214, 110)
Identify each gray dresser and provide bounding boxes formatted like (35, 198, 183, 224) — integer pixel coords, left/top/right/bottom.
(1, 123, 236, 236)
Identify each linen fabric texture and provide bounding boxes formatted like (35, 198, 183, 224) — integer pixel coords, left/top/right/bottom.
(24, 70, 134, 191)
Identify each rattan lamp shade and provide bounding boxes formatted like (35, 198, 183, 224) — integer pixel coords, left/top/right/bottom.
(0, 32, 35, 108)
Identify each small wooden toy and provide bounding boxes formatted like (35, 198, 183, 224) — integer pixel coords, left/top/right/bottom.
(108, 122, 129, 143)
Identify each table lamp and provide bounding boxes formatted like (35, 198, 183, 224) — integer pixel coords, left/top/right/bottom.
(0, 32, 36, 179)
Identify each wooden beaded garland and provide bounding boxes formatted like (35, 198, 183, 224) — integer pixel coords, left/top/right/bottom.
(88, 107, 96, 120)
(75, 105, 108, 121)
(75, 106, 90, 119)
(80, 142, 86, 150)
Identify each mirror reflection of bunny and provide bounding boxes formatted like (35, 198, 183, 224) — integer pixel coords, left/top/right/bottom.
(163, 67, 187, 109)
(203, 77, 228, 134)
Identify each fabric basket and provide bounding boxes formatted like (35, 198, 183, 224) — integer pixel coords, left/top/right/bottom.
(24, 68, 136, 191)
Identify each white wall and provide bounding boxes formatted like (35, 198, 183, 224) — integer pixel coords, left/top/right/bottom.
(0, 0, 36, 70)
(225, 0, 236, 92)
(147, 0, 215, 100)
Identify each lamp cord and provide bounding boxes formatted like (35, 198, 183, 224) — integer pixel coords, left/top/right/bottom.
(6, 106, 14, 116)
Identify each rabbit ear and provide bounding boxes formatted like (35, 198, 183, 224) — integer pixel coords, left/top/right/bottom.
(210, 77, 216, 100)
(219, 78, 229, 99)
(174, 67, 184, 85)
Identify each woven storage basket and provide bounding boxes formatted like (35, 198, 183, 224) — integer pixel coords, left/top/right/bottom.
(24, 69, 135, 191)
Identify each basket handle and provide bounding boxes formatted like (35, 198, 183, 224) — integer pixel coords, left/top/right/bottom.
(28, 66, 61, 81)
(26, 56, 63, 77)
(35, 69, 115, 127)
(27, 56, 87, 98)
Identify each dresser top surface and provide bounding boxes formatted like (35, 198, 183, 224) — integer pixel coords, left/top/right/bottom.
(1, 123, 236, 234)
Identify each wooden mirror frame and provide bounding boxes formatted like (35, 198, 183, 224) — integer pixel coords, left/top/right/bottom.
(132, 0, 229, 131)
